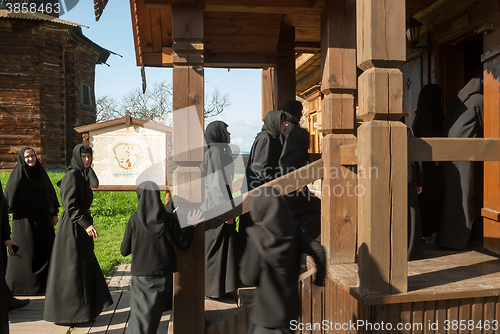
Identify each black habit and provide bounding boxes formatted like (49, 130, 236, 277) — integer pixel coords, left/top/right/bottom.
(437, 78, 484, 249)
(407, 128, 424, 260)
(44, 144, 112, 324)
(200, 121, 237, 298)
(5, 147, 59, 295)
(279, 101, 321, 239)
(245, 110, 284, 191)
(240, 187, 325, 332)
(1, 183, 10, 334)
(411, 84, 444, 237)
(121, 181, 195, 334)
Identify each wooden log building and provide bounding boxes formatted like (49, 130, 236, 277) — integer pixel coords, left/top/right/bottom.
(0, 10, 112, 170)
(94, 0, 500, 333)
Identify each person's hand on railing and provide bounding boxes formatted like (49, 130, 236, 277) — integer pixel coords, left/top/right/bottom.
(187, 209, 204, 227)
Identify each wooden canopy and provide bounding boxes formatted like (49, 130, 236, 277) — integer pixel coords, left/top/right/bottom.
(126, 0, 440, 68)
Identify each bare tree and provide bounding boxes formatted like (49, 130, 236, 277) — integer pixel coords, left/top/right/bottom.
(96, 81, 231, 126)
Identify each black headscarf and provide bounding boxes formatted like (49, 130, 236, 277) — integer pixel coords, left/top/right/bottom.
(4, 147, 58, 212)
(201, 121, 233, 173)
(247, 187, 297, 274)
(136, 181, 167, 238)
(261, 110, 284, 139)
(68, 144, 99, 189)
(446, 77, 483, 116)
(281, 100, 303, 126)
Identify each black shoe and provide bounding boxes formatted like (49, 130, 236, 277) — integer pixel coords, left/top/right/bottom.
(8, 298, 30, 312)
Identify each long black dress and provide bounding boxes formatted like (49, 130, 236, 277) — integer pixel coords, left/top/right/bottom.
(279, 125, 321, 239)
(121, 181, 195, 334)
(437, 78, 484, 249)
(407, 128, 424, 260)
(0, 183, 10, 334)
(44, 144, 113, 324)
(240, 187, 325, 333)
(4, 147, 59, 295)
(201, 121, 237, 298)
(411, 84, 444, 237)
(245, 110, 284, 191)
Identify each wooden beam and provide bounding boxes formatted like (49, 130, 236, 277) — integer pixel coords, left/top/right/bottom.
(171, 3, 205, 334)
(408, 138, 500, 162)
(262, 68, 274, 118)
(357, 121, 407, 294)
(204, 53, 275, 68)
(339, 142, 357, 165)
(274, 25, 296, 110)
(321, 134, 357, 265)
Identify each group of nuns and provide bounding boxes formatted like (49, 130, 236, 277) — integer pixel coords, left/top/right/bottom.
(0, 144, 113, 331)
(202, 100, 325, 334)
(406, 77, 484, 260)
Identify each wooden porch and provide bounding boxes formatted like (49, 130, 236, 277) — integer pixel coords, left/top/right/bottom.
(8, 264, 251, 334)
(299, 245, 500, 334)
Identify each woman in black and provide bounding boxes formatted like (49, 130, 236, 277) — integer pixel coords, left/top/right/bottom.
(279, 100, 321, 239)
(121, 181, 202, 334)
(4, 147, 59, 295)
(44, 144, 113, 324)
(240, 186, 326, 334)
(245, 110, 286, 191)
(438, 78, 484, 249)
(200, 121, 237, 299)
(411, 84, 444, 238)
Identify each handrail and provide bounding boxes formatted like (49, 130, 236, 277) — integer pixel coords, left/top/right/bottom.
(204, 158, 324, 230)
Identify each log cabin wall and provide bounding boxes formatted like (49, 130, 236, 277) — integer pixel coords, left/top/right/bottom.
(0, 17, 103, 171)
(64, 43, 99, 167)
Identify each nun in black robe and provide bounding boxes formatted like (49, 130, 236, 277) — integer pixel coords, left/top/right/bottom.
(121, 181, 198, 334)
(200, 121, 238, 299)
(411, 84, 444, 237)
(44, 144, 113, 324)
(239, 111, 285, 262)
(245, 110, 285, 191)
(1, 183, 10, 334)
(240, 187, 326, 334)
(279, 100, 321, 239)
(407, 128, 424, 260)
(437, 78, 484, 249)
(4, 147, 59, 295)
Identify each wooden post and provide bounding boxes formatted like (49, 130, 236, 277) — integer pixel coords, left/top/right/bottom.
(262, 68, 275, 118)
(171, 3, 205, 333)
(274, 25, 295, 110)
(320, 0, 357, 265)
(356, 0, 407, 294)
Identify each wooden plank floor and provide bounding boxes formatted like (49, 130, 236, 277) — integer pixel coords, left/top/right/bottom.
(8, 264, 173, 334)
(329, 248, 500, 305)
(8, 263, 240, 334)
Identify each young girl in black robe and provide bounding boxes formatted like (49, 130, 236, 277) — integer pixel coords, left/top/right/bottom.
(121, 181, 202, 334)
(4, 147, 59, 295)
(240, 186, 326, 334)
(44, 144, 113, 325)
(200, 121, 238, 299)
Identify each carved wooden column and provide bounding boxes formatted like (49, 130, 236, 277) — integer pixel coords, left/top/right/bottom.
(356, 0, 407, 294)
(320, 0, 357, 265)
(171, 3, 205, 333)
(274, 25, 295, 110)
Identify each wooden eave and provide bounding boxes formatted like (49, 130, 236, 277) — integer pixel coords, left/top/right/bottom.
(74, 115, 172, 133)
(129, 0, 324, 69)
